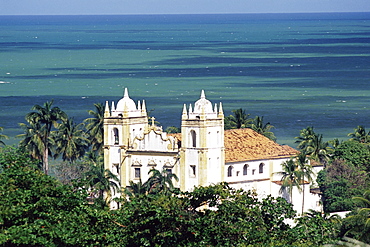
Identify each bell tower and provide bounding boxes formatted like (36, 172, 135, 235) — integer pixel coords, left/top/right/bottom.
(179, 90, 225, 191)
(103, 88, 148, 207)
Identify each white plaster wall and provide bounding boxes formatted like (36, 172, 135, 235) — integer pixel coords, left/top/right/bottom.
(127, 154, 177, 182)
(206, 126, 223, 148)
(224, 159, 271, 184)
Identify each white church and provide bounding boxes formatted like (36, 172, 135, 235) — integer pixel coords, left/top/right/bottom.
(103, 88, 322, 212)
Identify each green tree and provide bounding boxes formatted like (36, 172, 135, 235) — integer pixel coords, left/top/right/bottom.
(146, 168, 179, 195)
(348, 125, 370, 143)
(165, 126, 180, 133)
(0, 147, 110, 246)
(296, 126, 330, 165)
(124, 179, 148, 198)
(278, 158, 302, 204)
(296, 152, 314, 214)
(84, 103, 105, 154)
(293, 209, 341, 245)
(83, 158, 120, 204)
(224, 108, 251, 129)
(54, 118, 89, 162)
(0, 127, 8, 146)
(18, 100, 67, 174)
(249, 115, 276, 141)
(317, 159, 368, 212)
(341, 190, 370, 243)
(333, 140, 370, 172)
(114, 183, 299, 246)
(18, 121, 46, 170)
(296, 126, 317, 152)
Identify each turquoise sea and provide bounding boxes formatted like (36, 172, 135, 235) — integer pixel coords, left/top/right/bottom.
(0, 13, 370, 147)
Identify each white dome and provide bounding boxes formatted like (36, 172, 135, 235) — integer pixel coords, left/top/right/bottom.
(116, 88, 137, 111)
(193, 90, 213, 114)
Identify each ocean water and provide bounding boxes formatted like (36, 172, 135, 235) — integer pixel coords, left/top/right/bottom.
(0, 13, 370, 147)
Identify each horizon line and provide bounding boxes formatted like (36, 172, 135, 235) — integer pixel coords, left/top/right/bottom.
(1, 11, 370, 17)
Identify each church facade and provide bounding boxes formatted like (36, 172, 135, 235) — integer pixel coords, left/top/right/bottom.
(103, 89, 322, 212)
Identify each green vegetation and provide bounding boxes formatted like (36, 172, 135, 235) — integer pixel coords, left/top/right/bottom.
(225, 108, 276, 141)
(0, 148, 342, 246)
(0, 127, 7, 146)
(17, 100, 67, 174)
(0, 102, 370, 245)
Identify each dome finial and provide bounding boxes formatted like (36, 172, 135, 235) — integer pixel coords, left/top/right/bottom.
(124, 88, 129, 98)
(200, 90, 205, 99)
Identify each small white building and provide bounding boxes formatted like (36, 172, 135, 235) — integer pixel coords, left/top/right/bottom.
(104, 88, 322, 212)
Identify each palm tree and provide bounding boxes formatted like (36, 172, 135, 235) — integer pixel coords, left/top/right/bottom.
(124, 179, 148, 198)
(84, 103, 105, 154)
(344, 190, 370, 242)
(296, 127, 330, 166)
(54, 118, 89, 163)
(277, 159, 302, 204)
(0, 127, 8, 146)
(296, 152, 313, 214)
(249, 116, 276, 141)
(295, 126, 316, 152)
(18, 121, 47, 169)
(19, 100, 67, 174)
(146, 168, 179, 195)
(352, 190, 370, 227)
(348, 126, 370, 143)
(224, 108, 251, 129)
(328, 138, 341, 153)
(84, 162, 120, 202)
(307, 133, 330, 166)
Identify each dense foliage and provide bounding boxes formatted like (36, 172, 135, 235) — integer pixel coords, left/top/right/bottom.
(0, 147, 344, 246)
(1, 102, 370, 245)
(295, 127, 370, 215)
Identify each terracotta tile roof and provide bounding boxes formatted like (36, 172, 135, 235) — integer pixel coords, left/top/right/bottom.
(224, 128, 298, 163)
(169, 128, 298, 163)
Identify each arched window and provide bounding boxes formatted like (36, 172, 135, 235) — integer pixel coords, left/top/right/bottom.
(243, 164, 248, 175)
(259, 163, 265, 174)
(190, 130, 196, 147)
(113, 128, 119, 145)
(227, 166, 233, 177)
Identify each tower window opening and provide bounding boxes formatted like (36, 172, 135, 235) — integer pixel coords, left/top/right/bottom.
(113, 128, 119, 145)
(190, 130, 196, 147)
(190, 165, 196, 177)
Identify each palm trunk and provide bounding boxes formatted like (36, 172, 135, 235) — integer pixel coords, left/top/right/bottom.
(43, 146, 49, 175)
(302, 183, 305, 215)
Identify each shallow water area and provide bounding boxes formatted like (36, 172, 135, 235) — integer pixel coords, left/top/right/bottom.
(1, 13, 370, 147)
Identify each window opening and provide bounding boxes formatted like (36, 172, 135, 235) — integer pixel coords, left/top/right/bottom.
(227, 166, 233, 177)
(113, 128, 119, 145)
(190, 165, 196, 177)
(190, 130, 196, 147)
(134, 168, 141, 178)
(243, 164, 248, 175)
(259, 163, 264, 174)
